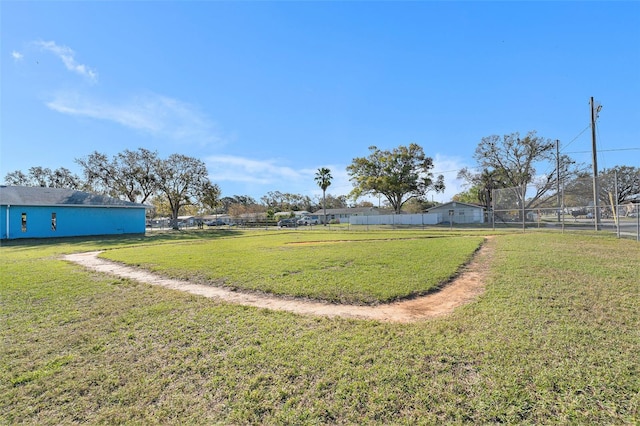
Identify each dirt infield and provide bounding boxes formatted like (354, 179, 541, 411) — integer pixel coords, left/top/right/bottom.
(63, 238, 493, 323)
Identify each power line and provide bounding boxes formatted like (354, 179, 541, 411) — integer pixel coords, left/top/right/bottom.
(565, 147, 640, 155)
(561, 124, 591, 152)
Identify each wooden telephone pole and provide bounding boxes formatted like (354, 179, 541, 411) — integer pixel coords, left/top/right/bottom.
(556, 139, 561, 222)
(590, 97, 602, 231)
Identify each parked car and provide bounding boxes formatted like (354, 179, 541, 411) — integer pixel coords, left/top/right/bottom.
(297, 216, 319, 226)
(205, 219, 226, 226)
(277, 218, 298, 228)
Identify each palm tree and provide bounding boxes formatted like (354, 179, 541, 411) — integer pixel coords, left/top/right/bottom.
(315, 167, 332, 225)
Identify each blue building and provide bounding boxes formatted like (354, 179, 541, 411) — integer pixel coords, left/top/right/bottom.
(1, 186, 148, 240)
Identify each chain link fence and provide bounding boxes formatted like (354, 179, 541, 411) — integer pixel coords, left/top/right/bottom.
(492, 175, 639, 240)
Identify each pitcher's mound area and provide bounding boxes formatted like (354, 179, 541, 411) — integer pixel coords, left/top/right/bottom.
(64, 238, 493, 323)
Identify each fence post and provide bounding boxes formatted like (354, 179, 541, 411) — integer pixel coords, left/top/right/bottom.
(561, 179, 565, 234)
(522, 183, 526, 232)
(614, 170, 620, 238)
(491, 189, 495, 231)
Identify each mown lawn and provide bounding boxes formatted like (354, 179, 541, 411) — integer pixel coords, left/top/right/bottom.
(100, 231, 484, 304)
(1, 230, 638, 424)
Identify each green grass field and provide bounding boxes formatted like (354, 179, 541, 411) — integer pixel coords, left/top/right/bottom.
(1, 230, 638, 424)
(100, 231, 484, 304)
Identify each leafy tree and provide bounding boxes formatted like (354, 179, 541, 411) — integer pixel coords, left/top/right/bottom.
(199, 181, 222, 213)
(402, 199, 424, 213)
(452, 188, 482, 204)
(402, 197, 438, 213)
(266, 209, 275, 221)
(180, 204, 202, 217)
(231, 195, 258, 205)
(468, 131, 583, 214)
(4, 166, 83, 189)
(314, 167, 332, 225)
(354, 200, 375, 208)
(219, 195, 258, 214)
(228, 203, 267, 222)
(560, 172, 593, 208)
(313, 193, 348, 210)
(152, 154, 213, 229)
(260, 191, 312, 212)
(218, 197, 235, 213)
(456, 168, 508, 211)
(346, 144, 444, 214)
(599, 166, 640, 204)
(76, 148, 159, 203)
(148, 196, 169, 218)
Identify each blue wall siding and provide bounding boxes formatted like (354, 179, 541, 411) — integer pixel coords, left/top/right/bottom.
(1, 205, 146, 239)
(0, 207, 4, 239)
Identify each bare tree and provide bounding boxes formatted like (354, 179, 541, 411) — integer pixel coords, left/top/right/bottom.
(76, 148, 160, 203)
(260, 191, 312, 212)
(599, 166, 640, 204)
(469, 131, 583, 214)
(313, 193, 348, 210)
(4, 170, 29, 186)
(4, 167, 82, 189)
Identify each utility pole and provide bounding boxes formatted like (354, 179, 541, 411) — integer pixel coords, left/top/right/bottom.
(614, 170, 619, 238)
(590, 97, 601, 231)
(556, 139, 561, 222)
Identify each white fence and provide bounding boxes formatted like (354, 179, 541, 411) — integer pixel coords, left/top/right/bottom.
(349, 213, 440, 226)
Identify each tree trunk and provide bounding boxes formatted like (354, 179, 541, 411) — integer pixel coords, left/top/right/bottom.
(322, 190, 327, 225)
(171, 205, 180, 230)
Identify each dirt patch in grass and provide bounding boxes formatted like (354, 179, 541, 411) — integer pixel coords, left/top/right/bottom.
(63, 237, 494, 323)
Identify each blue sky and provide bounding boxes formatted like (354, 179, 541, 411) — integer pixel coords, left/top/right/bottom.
(2, 1, 639, 204)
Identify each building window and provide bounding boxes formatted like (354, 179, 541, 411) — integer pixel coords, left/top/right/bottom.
(21, 213, 27, 232)
(51, 213, 57, 231)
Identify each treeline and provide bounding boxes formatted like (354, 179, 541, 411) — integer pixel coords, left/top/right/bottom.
(5, 149, 217, 228)
(2, 149, 357, 224)
(8, 133, 634, 224)
(4, 142, 449, 221)
(453, 131, 639, 212)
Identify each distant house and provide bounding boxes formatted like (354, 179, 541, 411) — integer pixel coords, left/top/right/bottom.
(176, 215, 197, 227)
(1, 186, 148, 240)
(320, 207, 390, 223)
(427, 201, 485, 224)
(201, 214, 232, 225)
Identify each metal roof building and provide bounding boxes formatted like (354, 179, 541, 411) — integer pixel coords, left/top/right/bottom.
(427, 201, 485, 224)
(1, 186, 148, 240)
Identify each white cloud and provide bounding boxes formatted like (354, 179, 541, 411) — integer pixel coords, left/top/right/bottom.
(33, 40, 221, 147)
(205, 153, 473, 203)
(46, 91, 223, 146)
(205, 155, 354, 199)
(206, 155, 304, 184)
(432, 154, 472, 203)
(12, 51, 24, 61)
(34, 40, 98, 82)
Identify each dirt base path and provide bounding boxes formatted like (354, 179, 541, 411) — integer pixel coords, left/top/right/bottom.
(63, 238, 493, 323)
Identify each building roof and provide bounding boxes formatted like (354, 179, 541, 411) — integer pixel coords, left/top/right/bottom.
(0, 186, 147, 208)
(320, 207, 393, 215)
(427, 201, 485, 211)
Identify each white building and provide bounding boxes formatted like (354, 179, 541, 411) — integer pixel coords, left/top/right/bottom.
(427, 202, 485, 224)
